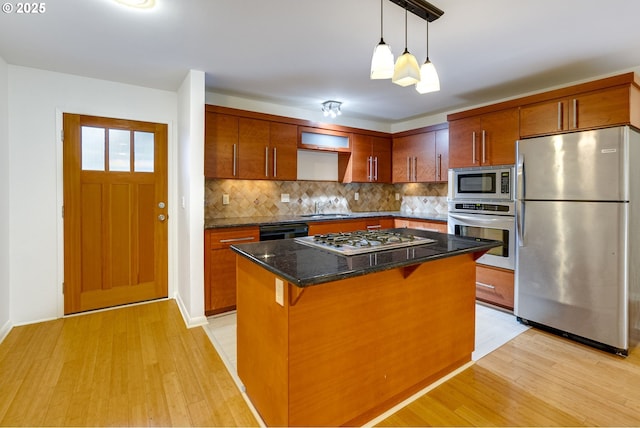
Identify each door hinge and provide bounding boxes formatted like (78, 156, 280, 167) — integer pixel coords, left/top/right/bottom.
(62, 282, 65, 294)
(61, 205, 64, 218)
(60, 129, 64, 142)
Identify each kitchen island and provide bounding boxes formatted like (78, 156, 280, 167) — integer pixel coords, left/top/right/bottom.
(231, 229, 500, 427)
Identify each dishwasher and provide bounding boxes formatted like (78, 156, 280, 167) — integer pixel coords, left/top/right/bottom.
(259, 223, 309, 241)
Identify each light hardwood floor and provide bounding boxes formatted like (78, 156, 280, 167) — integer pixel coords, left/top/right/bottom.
(0, 300, 257, 427)
(378, 328, 640, 427)
(2, 299, 640, 427)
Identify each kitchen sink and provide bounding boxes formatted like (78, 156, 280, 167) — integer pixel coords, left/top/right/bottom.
(300, 213, 352, 219)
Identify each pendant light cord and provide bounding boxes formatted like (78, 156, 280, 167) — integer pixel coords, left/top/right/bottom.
(426, 19, 430, 59)
(403, 6, 409, 54)
(380, 0, 384, 39)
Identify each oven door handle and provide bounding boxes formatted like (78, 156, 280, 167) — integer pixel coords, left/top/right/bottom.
(448, 212, 511, 227)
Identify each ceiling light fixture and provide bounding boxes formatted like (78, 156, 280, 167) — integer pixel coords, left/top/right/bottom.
(321, 101, 342, 119)
(372, 0, 443, 93)
(370, 0, 394, 79)
(415, 18, 440, 94)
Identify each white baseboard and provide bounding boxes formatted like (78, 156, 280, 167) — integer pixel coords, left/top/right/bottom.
(0, 318, 13, 345)
(175, 293, 208, 328)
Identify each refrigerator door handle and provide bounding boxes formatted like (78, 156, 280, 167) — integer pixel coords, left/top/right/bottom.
(516, 152, 525, 200)
(517, 200, 525, 246)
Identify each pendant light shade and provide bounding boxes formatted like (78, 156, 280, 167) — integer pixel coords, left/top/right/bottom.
(371, 41, 395, 79)
(392, 6, 420, 87)
(416, 59, 440, 93)
(416, 19, 440, 94)
(392, 50, 421, 86)
(370, 0, 394, 79)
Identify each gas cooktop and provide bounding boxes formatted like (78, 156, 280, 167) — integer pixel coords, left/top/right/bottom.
(295, 230, 436, 256)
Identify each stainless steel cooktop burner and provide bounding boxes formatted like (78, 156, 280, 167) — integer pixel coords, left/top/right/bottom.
(295, 230, 436, 255)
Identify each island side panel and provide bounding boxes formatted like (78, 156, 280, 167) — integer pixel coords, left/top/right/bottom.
(236, 256, 289, 427)
(287, 254, 476, 427)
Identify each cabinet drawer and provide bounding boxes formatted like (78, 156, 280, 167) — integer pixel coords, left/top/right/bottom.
(475, 265, 514, 310)
(207, 226, 260, 249)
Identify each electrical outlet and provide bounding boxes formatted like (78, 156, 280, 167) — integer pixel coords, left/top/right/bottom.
(354, 192, 359, 201)
(222, 194, 230, 205)
(395, 193, 400, 201)
(275, 278, 284, 306)
(281, 193, 290, 203)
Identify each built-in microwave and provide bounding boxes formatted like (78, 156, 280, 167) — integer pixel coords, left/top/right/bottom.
(448, 165, 514, 200)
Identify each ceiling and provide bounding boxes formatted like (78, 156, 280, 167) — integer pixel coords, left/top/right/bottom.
(2, 0, 640, 124)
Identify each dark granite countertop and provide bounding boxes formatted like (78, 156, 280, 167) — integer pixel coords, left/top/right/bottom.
(205, 211, 448, 229)
(231, 228, 500, 287)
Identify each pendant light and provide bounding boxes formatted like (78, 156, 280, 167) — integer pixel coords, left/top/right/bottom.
(370, 0, 394, 79)
(392, 5, 421, 87)
(416, 17, 440, 94)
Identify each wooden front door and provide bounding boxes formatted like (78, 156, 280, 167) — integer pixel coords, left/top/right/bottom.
(63, 114, 168, 314)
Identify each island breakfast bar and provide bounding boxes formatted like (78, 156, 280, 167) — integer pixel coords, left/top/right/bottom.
(231, 229, 500, 427)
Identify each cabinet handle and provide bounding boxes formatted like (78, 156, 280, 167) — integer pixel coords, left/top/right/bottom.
(557, 101, 563, 130)
(407, 157, 411, 181)
(233, 143, 237, 176)
(572, 98, 578, 128)
(265, 146, 269, 177)
(374, 156, 378, 181)
(219, 236, 257, 243)
(472, 131, 477, 164)
(482, 130, 486, 164)
(476, 281, 496, 290)
(413, 157, 417, 182)
(273, 147, 277, 177)
(437, 153, 442, 181)
(367, 225, 382, 230)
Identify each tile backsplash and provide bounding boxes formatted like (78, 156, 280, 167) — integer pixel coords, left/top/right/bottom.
(205, 179, 448, 223)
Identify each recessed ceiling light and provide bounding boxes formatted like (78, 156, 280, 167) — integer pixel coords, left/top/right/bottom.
(114, 0, 156, 9)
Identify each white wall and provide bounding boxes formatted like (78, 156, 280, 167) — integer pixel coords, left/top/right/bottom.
(8, 65, 178, 325)
(0, 55, 10, 341)
(176, 70, 206, 327)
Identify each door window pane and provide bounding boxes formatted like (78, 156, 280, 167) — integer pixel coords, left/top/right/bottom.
(81, 126, 105, 171)
(134, 131, 154, 172)
(109, 129, 131, 172)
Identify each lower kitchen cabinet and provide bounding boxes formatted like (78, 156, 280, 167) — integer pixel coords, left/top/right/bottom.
(394, 218, 447, 233)
(475, 264, 514, 310)
(205, 226, 260, 315)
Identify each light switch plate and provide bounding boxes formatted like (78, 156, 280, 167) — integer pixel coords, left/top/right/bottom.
(281, 193, 290, 203)
(275, 278, 284, 306)
(395, 193, 400, 201)
(222, 194, 229, 205)
(354, 192, 359, 201)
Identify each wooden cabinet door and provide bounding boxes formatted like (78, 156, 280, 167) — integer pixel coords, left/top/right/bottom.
(350, 134, 372, 182)
(520, 99, 569, 137)
(205, 227, 259, 315)
(414, 132, 435, 182)
(448, 116, 480, 168)
(392, 135, 413, 182)
(270, 122, 297, 181)
(205, 112, 238, 178)
(435, 129, 449, 182)
(238, 118, 270, 179)
(371, 136, 392, 183)
(395, 219, 447, 233)
(480, 108, 519, 166)
(571, 86, 631, 130)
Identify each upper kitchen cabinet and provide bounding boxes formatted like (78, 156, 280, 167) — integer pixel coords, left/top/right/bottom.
(392, 125, 448, 183)
(448, 108, 519, 168)
(520, 84, 640, 138)
(204, 106, 297, 180)
(347, 134, 391, 183)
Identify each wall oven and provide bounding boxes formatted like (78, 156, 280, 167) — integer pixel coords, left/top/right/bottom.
(447, 202, 515, 270)
(448, 165, 516, 271)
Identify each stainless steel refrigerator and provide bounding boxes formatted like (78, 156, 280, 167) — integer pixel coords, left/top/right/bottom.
(515, 126, 640, 355)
